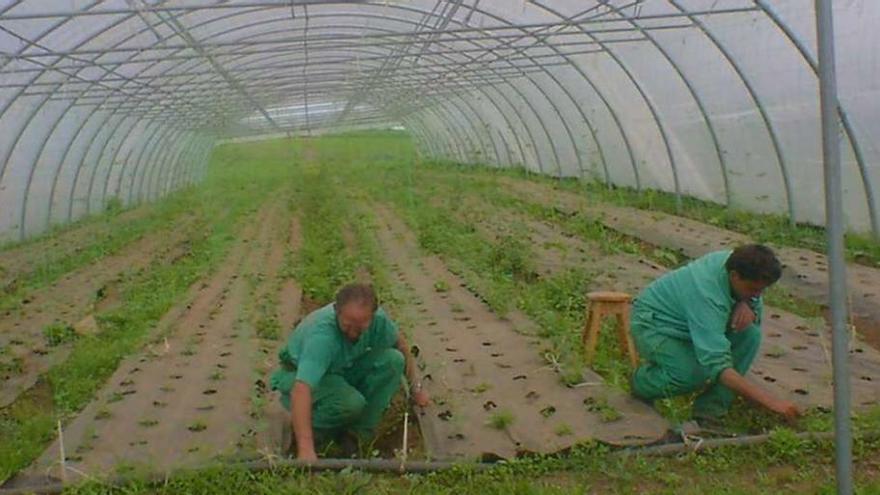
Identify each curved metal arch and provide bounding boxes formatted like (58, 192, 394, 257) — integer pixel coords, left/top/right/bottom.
(83, 10, 542, 187)
(157, 131, 199, 198)
(147, 128, 189, 202)
(666, 0, 795, 224)
(131, 123, 179, 205)
(420, 104, 468, 162)
(408, 113, 454, 160)
(142, 127, 187, 203)
(84, 114, 141, 214)
(182, 135, 214, 189)
(181, 136, 213, 189)
(123, 119, 167, 206)
(11, 4, 221, 235)
(220, 6, 619, 178)
(165, 135, 203, 194)
(753, 0, 878, 236)
(444, 92, 508, 166)
(404, 117, 439, 160)
(73, 9, 575, 176)
(0, 0, 103, 182)
(398, 116, 432, 157)
(111, 11, 558, 175)
(450, 5, 636, 185)
(527, 2, 682, 208)
(145, 126, 190, 202)
(20, 102, 98, 238)
(102, 118, 156, 203)
(171, 136, 205, 191)
(423, 100, 488, 164)
(211, 9, 600, 176)
(428, 99, 489, 163)
(67, 112, 131, 220)
(535, 0, 731, 203)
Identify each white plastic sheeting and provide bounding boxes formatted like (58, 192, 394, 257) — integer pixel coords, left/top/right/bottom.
(0, 0, 878, 242)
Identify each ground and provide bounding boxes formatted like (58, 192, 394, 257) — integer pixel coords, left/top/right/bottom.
(1, 131, 880, 493)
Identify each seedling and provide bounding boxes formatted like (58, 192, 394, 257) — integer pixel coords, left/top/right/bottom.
(138, 419, 159, 428)
(472, 382, 491, 394)
(188, 420, 208, 432)
(555, 423, 573, 436)
(487, 410, 515, 430)
(433, 280, 449, 293)
(765, 346, 786, 358)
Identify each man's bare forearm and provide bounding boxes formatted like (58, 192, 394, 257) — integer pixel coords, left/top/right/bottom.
(719, 368, 775, 409)
(291, 381, 316, 459)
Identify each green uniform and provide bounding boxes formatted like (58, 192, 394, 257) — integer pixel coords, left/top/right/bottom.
(269, 303, 403, 440)
(630, 250, 762, 418)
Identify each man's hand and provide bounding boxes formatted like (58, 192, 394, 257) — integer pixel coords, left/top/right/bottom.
(411, 388, 430, 407)
(297, 448, 318, 463)
(769, 399, 802, 421)
(730, 301, 756, 331)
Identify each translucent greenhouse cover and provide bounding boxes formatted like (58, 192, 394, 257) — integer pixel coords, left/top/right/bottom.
(0, 0, 878, 242)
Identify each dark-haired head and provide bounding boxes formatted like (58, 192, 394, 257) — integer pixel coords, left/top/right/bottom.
(725, 244, 782, 299)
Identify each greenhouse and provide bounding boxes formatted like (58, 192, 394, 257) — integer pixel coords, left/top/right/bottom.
(0, 1, 879, 494)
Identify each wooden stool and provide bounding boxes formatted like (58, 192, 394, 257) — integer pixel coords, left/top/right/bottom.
(583, 291, 639, 368)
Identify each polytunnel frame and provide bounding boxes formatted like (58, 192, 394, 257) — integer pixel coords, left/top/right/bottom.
(144, 12, 548, 170)
(3, 3, 764, 236)
(14, 12, 549, 219)
(3, 5, 556, 228)
(278, 10, 570, 176)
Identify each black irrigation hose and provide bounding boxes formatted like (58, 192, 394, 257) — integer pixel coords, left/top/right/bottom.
(615, 430, 835, 457)
(0, 458, 492, 495)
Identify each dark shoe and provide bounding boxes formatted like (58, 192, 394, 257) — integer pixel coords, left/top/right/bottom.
(691, 414, 736, 437)
(338, 431, 360, 458)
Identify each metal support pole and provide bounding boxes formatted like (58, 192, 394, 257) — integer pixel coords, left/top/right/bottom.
(815, 1, 852, 494)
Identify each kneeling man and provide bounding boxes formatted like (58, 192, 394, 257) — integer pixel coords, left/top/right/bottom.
(631, 244, 800, 422)
(270, 283, 429, 460)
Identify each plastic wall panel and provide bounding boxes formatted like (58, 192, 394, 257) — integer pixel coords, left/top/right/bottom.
(0, 97, 69, 242)
(22, 105, 97, 238)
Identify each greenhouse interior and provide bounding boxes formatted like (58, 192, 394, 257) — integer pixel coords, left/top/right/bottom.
(1, 1, 879, 494)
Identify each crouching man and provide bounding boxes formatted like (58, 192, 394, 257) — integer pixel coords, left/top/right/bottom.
(630, 244, 801, 423)
(270, 283, 429, 460)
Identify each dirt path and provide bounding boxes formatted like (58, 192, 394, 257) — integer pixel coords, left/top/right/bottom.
(252, 216, 303, 455)
(12, 198, 296, 483)
(445, 192, 880, 412)
(0, 212, 201, 408)
(0, 206, 153, 293)
(497, 177, 880, 348)
(373, 205, 668, 461)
